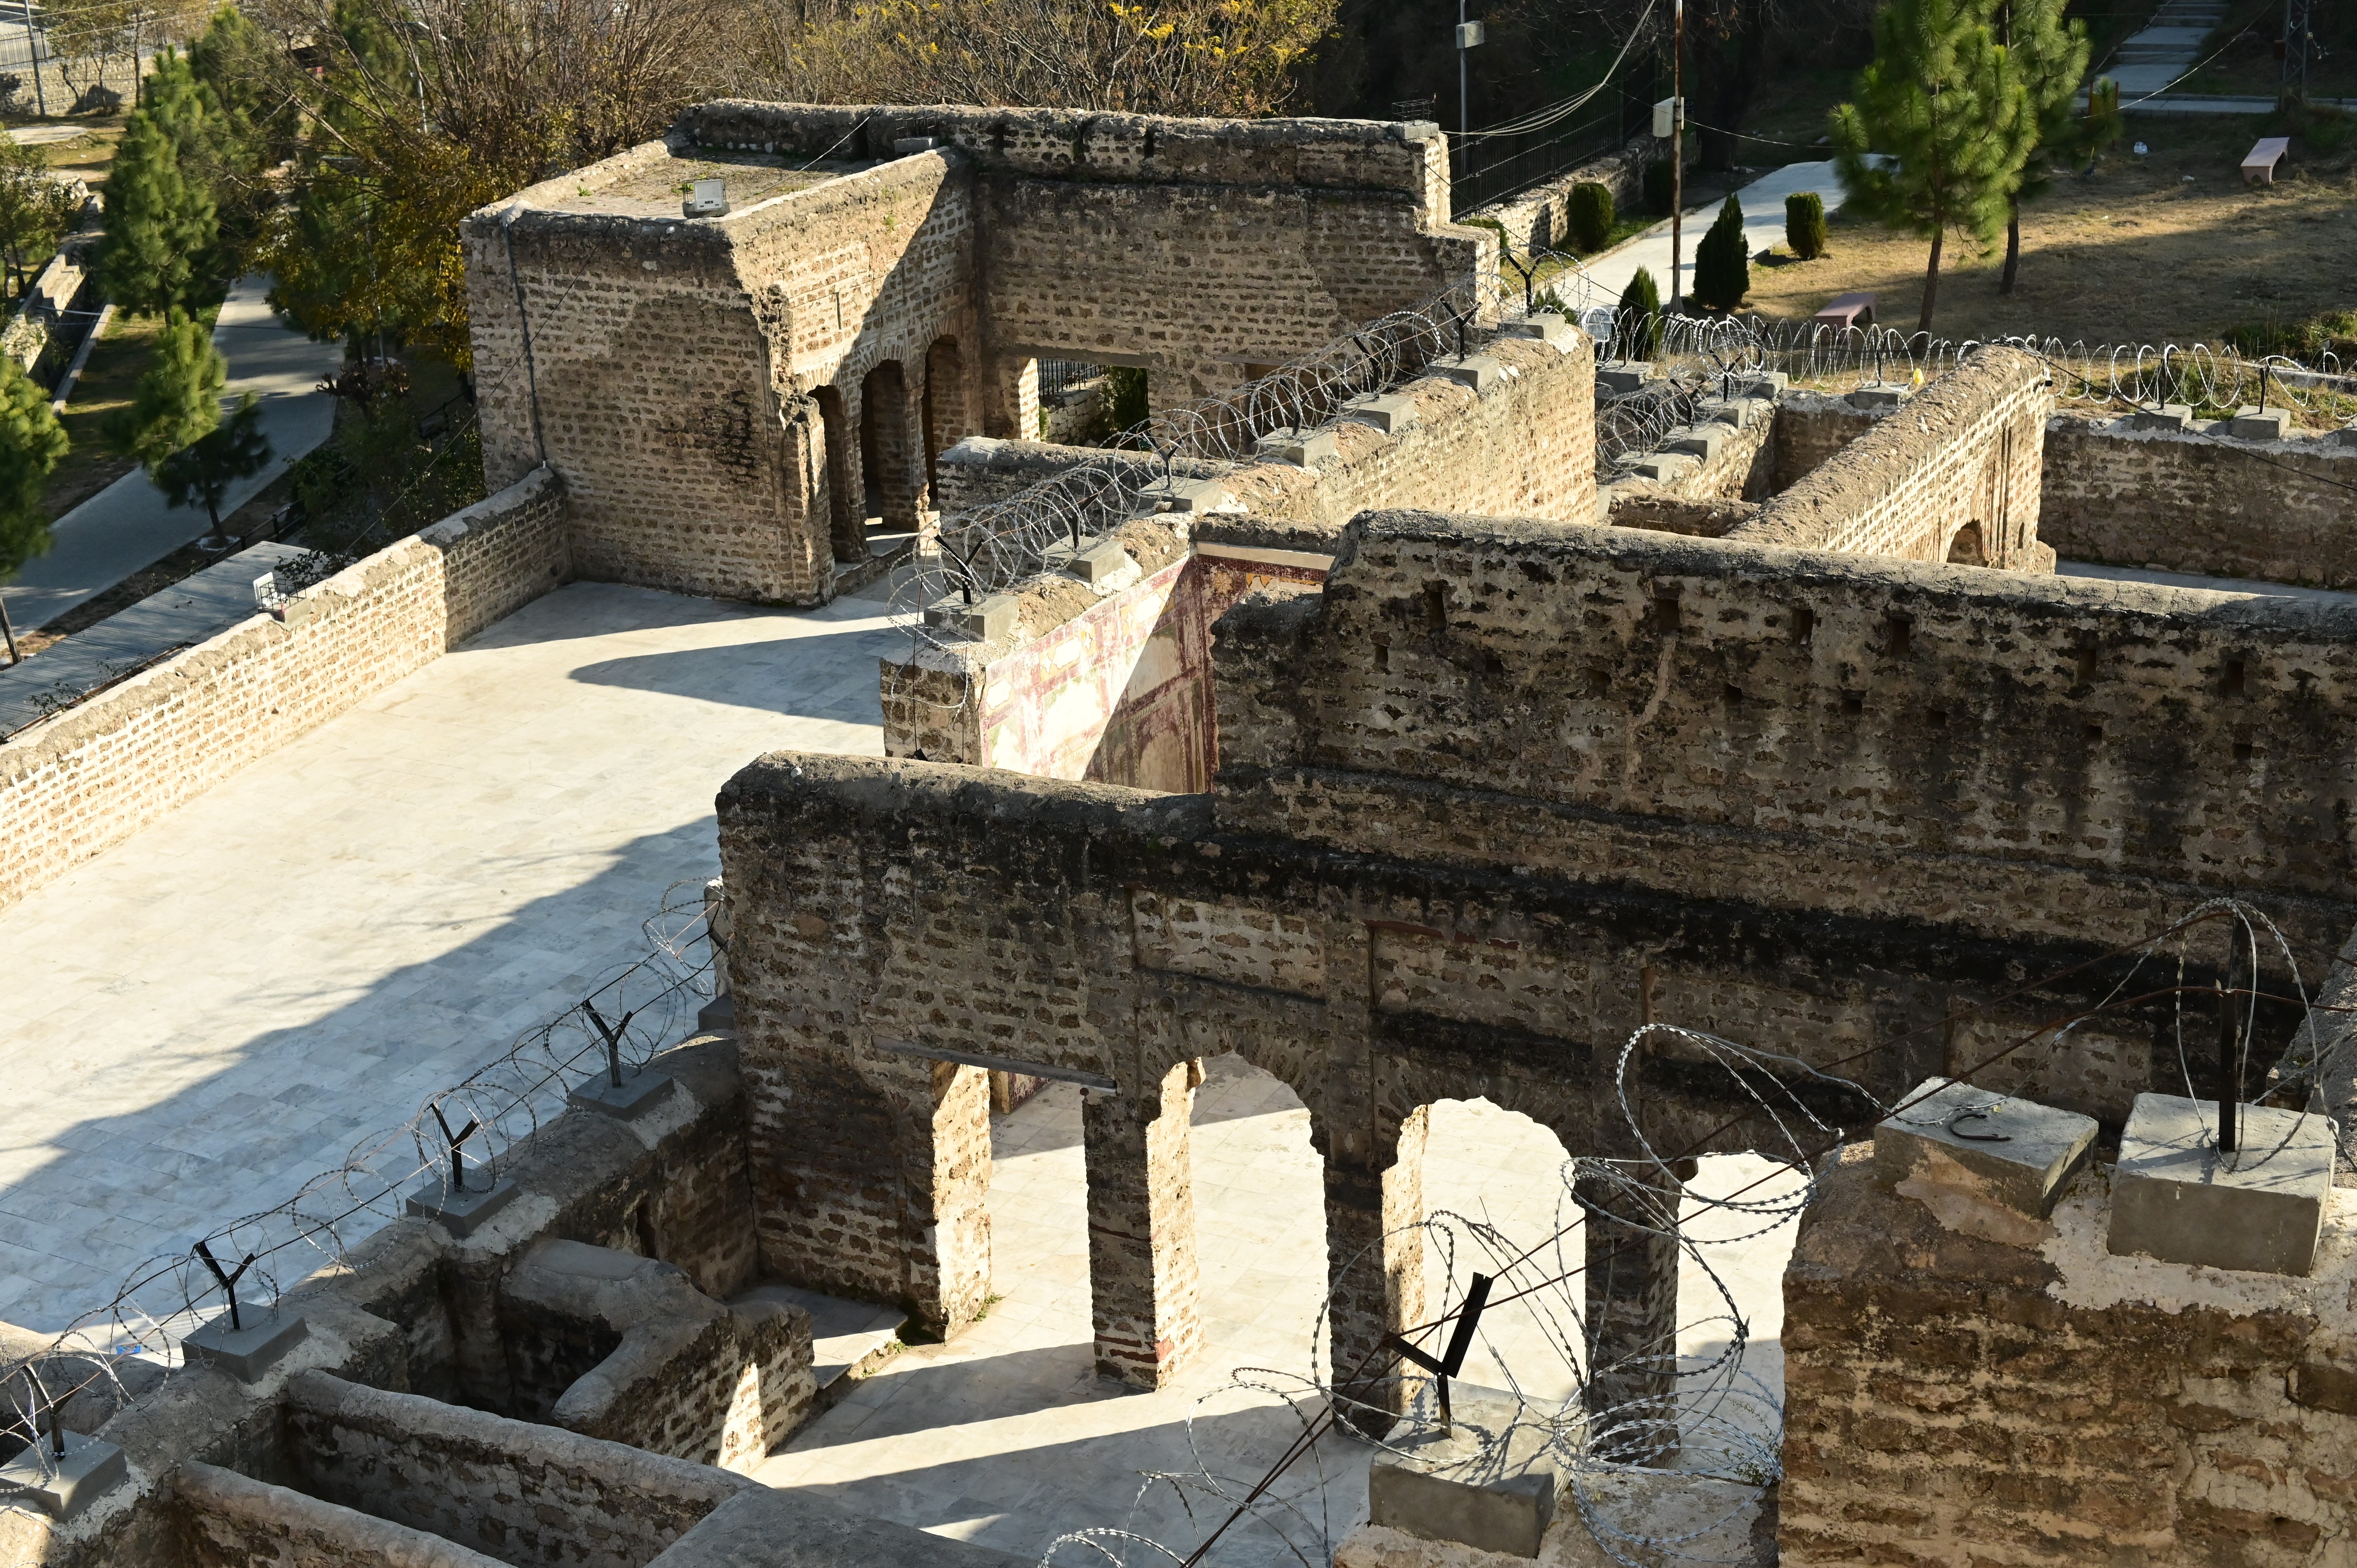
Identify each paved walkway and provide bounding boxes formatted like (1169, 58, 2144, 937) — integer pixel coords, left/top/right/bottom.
(2058, 561, 2357, 606)
(2, 274, 342, 631)
(1551, 161, 1852, 316)
(756, 1063, 1800, 1566)
(0, 579, 905, 1333)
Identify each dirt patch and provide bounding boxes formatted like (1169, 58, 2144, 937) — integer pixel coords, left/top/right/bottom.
(1737, 115, 2357, 344)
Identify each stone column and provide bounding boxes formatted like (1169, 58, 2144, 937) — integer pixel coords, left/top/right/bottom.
(984, 354, 1039, 440)
(905, 1056, 995, 1340)
(1577, 1158, 1683, 1462)
(1324, 1104, 1429, 1434)
(877, 367, 930, 534)
(1083, 1059, 1203, 1388)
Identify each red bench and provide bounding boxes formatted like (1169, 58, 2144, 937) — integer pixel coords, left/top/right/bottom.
(1813, 291, 1876, 329)
(2241, 137, 2289, 184)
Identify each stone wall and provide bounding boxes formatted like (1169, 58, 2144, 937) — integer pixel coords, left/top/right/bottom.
(2039, 416, 2357, 586)
(1465, 136, 1652, 253)
(178, 1461, 508, 1568)
(466, 144, 975, 605)
(283, 1371, 744, 1568)
(0, 468, 569, 919)
(1782, 1143, 2357, 1566)
(678, 102, 1480, 413)
(1732, 347, 2050, 569)
(1214, 511, 2357, 956)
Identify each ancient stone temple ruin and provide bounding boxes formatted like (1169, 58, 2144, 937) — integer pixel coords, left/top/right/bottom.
(4, 100, 2357, 1568)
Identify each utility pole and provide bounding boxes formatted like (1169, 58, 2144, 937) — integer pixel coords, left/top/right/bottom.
(1668, 0, 1686, 310)
(17, 2, 44, 117)
(2281, 0, 2311, 107)
(1454, 0, 1485, 192)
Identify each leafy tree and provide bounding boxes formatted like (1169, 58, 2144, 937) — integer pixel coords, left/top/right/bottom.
(1785, 191, 1827, 260)
(1993, 0, 2092, 294)
(190, 5, 300, 167)
(1567, 181, 1615, 253)
(0, 142, 83, 302)
(0, 354, 69, 578)
(1692, 194, 1750, 311)
(108, 309, 225, 474)
(1101, 367, 1149, 433)
(157, 392, 271, 547)
(97, 60, 221, 317)
(1830, 0, 2032, 332)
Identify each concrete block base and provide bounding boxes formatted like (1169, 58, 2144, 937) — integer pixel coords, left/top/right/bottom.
(1254, 427, 1339, 467)
(568, 1070, 678, 1121)
(1364, 1388, 1563, 1558)
(2130, 403, 2194, 431)
(2109, 1092, 2335, 1276)
(1427, 355, 1505, 395)
(1499, 313, 1576, 351)
(697, 994, 735, 1032)
(0, 1433, 129, 1519)
(183, 1309, 308, 1383)
(1067, 539, 1133, 584)
(1342, 393, 1418, 435)
(1596, 365, 1655, 395)
(1875, 1077, 2097, 1223)
(1666, 426, 1727, 460)
(406, 1174, 520, 1239)
(2229, 406, 2292, 441)
(1135, 476, 1228, 513)
(922, 593, 1018, 642)
(1848, 384, 1910, 409)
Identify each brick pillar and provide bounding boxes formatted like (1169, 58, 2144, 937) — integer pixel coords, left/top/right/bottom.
(891, 1052, 995, 1340)
(811, 384, 862, 568)
(1083, 1059, 1204, 1388)
(984, 354, 1039, 440)
(1578, 1158, 1683, 1462)
(777, 397, 836, 601)
(886, 365, 930, 533)
(1324, 1104, 1429, 1434)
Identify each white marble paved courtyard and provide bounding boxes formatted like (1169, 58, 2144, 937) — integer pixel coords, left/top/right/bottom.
(0, 579, 905, 1333)
(756, 1061, 1803, 1567)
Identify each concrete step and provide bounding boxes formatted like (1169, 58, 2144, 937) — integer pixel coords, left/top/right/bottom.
(733, 1283, 906, 1408)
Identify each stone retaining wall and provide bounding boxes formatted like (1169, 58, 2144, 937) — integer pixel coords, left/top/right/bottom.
(179, 1460, 509, 1568)
(0, 468, 569, 918)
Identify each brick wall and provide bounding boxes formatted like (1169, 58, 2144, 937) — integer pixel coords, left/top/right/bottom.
(1783, 1144, 2357, 1566)
(1733, 347, 2051, 569)
(179, 1461, 509, 1568)
(466, 147, 976, 605)
(283, 1371, 744, 1568)
(2039, 417, 2357, 586)
(1466, 135, 1652, 252)
(0, 468, 569, 918)
(1212, 511, 2357, 955)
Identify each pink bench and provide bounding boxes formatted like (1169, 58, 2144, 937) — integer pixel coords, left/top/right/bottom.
(2242, 137, 2289, 184)
(1813, 291, 1876, 329)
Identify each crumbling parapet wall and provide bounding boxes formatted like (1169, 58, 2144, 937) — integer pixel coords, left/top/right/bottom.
(178, 1460, 509, 1568)
(2039, 415, 2357, 588)
(1732, 346, 2051, 569)
(1214, 511, 2357, 960)
(465, 142, 976, 606)
(282, 1371, 746, 1568)
(0, 467, 569, 919)
(1782, 1143, 2357, 1566)
(680, 102, 1479, 414)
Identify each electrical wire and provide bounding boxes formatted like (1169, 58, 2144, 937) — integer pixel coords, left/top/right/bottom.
(1456, 0, 1661, 140)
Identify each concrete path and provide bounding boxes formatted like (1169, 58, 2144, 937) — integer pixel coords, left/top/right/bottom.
(1550, 161, 1851, 316)
(3, 125, 85, 147)
(0, 577, 905, 1333)
(756, 1064, 1799, 1565)
(1, 274, 342, 631)
(2059, 560, 2357, 606)
(2104, 0, 2223, 100)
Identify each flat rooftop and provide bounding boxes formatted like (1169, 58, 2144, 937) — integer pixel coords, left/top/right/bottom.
(545, 150, 883, 219)
(0, 579, 903, 1333)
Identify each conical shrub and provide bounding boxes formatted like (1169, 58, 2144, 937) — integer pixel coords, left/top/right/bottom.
(1693, 194, 1751, 312)
(1567, 181, 1615, 253)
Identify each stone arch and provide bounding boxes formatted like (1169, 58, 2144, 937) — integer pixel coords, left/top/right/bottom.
(860, 359, 922, 538)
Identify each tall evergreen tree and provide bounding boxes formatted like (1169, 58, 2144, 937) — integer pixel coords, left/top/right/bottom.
(97, 55, 221, 316)
(1617, 266, 1662, 358)
(1829, 0, 2033, 333)
(189, 7, 297, 272)
(158, 392, 272, 549)
(1995, 0, 2108, 293)
(1692, 195, 1751, 313)
(108, 309, 225, 474)
(0, 354, 69, 578)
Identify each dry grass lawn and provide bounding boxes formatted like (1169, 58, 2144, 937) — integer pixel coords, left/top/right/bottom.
(1739, 115, 2357, 347)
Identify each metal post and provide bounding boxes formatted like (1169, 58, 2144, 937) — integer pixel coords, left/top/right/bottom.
(2281, 0, 2310, 107)
(20, 3, 45, 117)
(1669, 0, 1686, 311)
(2217, 935, 2244, 1154)
(1, 591, 19, 665)
(1458, 0, 1468, 150)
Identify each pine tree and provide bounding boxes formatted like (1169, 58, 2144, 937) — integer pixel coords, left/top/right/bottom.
(108, 309, 225, 475)
(97, 57, 220, 316)
(157, 391, 272, 548)
(1692, 194, 1751, 312)
(1617, 266, 1662, 358)
(188, 8, 293, 272)
(1829, 0, 2032, 332)
(1996, 0, 2105, 294)
(0, 353, 68, 577)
